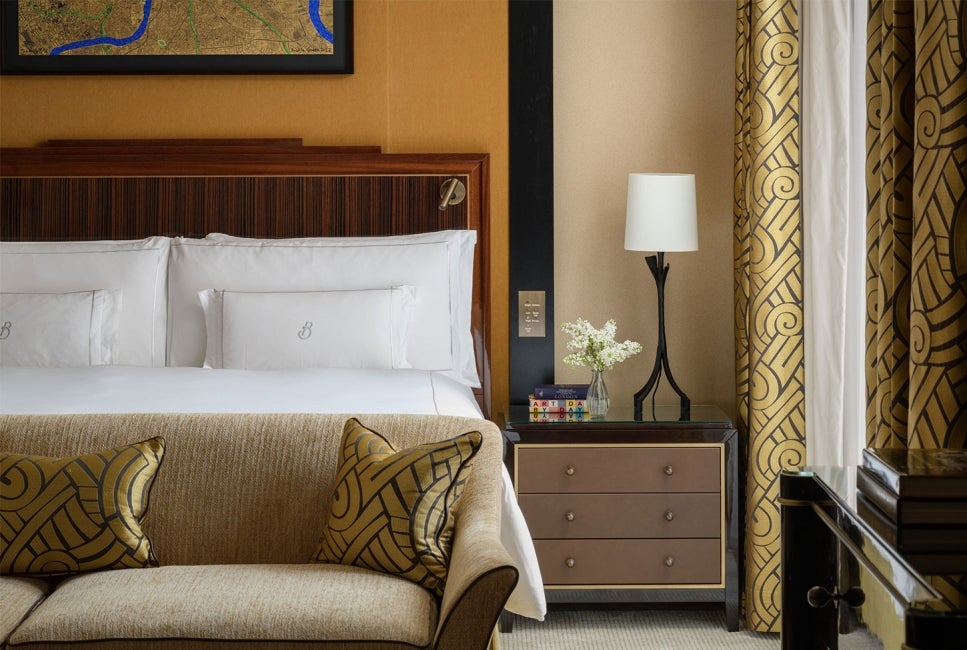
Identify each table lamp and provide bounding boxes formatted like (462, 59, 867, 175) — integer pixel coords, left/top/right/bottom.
(624, 173, 698, 421)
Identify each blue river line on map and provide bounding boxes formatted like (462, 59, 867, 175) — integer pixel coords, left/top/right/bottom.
(48, 1, 334, 55)
(308, 0, 334, 42)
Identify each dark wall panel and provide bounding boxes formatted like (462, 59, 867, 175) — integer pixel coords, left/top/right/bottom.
(509, 0, 555, 405)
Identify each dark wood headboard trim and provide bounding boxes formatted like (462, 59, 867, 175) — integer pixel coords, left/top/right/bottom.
(0, 139, 492, 416)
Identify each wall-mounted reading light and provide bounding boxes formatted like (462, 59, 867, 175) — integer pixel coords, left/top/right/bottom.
(439, 178, 466, 211)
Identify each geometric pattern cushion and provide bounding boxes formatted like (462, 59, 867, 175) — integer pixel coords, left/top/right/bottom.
(312, 418, 481, 596)
(0, 437, 165, 576)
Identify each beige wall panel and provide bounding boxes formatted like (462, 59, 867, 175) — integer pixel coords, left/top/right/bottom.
(553, 0, 736, 418)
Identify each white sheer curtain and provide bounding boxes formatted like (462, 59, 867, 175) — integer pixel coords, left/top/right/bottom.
(802, 0, 867, 467)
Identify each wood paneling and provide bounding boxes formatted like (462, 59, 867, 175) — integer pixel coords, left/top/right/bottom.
(1, 176, 468, 240)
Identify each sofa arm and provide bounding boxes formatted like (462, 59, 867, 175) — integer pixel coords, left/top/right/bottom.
(431, 423, 519, 650)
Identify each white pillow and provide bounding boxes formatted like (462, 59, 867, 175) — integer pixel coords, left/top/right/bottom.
(0, 290, 122, 367)
(170, 231, 478, 386)
(0, 237, 169, 367)
(198, 287, 414, 370)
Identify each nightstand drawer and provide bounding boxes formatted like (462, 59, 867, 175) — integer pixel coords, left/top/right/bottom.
(519, 493, 720, 539)
(516, 446, 720, 494)
(535, 538, 721, 586)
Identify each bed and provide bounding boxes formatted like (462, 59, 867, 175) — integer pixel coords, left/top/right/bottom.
(0, 138, 545, 622)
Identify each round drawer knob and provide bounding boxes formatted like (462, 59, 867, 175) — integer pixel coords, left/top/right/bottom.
(664, 465, 674, 476)
(566, 557, 576, 569)
(565, 465, 576, 476)
(664, 510, 675, 522)
(664, 556, 675, 567)
(565, 511, 576, 522)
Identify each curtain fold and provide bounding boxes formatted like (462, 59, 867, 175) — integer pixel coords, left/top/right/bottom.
(802, 0, 868, 469)
(734, 0, 804, 633)
(866, 0, 967, 450)
(865, 0, 967, 614)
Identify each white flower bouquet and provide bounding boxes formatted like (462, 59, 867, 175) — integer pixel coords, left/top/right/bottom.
(561, 318, 642, 371)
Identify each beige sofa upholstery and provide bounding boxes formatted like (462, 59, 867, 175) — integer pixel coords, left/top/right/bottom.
(0, 413, 518, 650)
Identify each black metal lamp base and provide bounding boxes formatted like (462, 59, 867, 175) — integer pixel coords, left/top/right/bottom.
(633, 252, 691, 421)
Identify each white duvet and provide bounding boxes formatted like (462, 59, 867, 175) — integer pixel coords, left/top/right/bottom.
(0, 365, 546, 620)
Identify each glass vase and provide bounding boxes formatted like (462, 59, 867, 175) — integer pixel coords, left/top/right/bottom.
(587, 369, 610, 417)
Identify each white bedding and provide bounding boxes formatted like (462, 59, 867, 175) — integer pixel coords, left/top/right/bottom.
(0, 366, 477, 416)
(0, 366, 546, 620)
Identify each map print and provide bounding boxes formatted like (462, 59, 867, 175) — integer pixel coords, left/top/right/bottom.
(17, 1, 336, 56)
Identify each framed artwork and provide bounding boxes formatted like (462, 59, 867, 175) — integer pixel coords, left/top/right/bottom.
(0, 1, 352, 74)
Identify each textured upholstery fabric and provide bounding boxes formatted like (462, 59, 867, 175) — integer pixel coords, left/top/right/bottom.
(0, 413, 517, 649)
(8, 564, 436, 647)
(0, 437, 164, 575)
(0, 576, 48, 646)
(313, 418, 481, 596)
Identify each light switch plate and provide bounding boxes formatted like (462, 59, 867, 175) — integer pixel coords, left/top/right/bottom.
(518, 290, 546, 337)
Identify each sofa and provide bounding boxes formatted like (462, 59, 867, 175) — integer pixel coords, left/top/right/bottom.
(0, 412, 518, 650)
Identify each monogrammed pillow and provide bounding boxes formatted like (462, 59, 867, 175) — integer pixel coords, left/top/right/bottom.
(0, 237, 169, 366)
(169, 231, 478, 385)
(198, 287, 414, 370)
(0, 290, 122, 367)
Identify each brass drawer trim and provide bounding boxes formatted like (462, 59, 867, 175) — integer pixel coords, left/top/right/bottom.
(518, 492, 721, 539)
(533, 538, 722, 586)
(513, 442, 727, 586)
(543, 582, 726, 590)
(515, 443, 722, 493)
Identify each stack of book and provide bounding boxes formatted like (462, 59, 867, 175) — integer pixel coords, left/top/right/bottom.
(529, 384, 590, 422)
(857, 448, 967, 574)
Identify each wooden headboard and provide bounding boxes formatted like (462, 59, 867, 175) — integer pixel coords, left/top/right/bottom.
(0, 139, 492, 416)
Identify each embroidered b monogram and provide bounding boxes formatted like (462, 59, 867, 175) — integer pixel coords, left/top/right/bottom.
(298, 321, 313, 340)
(0, 321, 11, 340)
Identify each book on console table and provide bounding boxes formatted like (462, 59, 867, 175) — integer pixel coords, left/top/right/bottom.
(528, 411, 594, 423)
(861, 447, 967, 498)
(532, 384, 589, 400)
(856, 466, 967, 526)
(856, 493, 967, 553)
(529, 396, 587, 409)
(529, 395, 588, 415)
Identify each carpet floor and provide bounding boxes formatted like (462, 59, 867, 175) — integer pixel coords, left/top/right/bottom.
(499, 606, 883, 649)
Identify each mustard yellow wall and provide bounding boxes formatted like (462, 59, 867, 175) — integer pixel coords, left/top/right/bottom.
(0, 0, 511, 412)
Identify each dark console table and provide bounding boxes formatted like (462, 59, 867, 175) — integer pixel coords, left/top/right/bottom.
(780, 467, 967, 649)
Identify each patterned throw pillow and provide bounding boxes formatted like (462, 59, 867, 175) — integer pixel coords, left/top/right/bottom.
(312, 418, 481, 596)
(0, 437, 165, 575)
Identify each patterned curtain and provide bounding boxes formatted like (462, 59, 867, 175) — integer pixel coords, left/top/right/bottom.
(866, 0, 967, 450)
(734, 0, 803, 634)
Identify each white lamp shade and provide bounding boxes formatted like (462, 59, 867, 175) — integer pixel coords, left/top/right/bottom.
(624, 173, 698, 252)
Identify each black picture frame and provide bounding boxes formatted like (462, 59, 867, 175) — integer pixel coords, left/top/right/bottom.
(0, 1, 352, 75)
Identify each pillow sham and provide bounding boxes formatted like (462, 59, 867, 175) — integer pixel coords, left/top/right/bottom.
(312, 418, 481, 597)
(169, 231, 478, 386)
(0, 437, 165, 576)
(198, 287, 414, 370)
(0, 237, 170, 367)
(0, 290, 122, 367)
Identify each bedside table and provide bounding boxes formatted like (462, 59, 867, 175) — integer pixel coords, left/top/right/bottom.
(501, 404, 740, 631)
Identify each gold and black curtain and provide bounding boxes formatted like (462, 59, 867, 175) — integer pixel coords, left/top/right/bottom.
(734, 0, 803, 634)
(866, 0, 967, 450)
